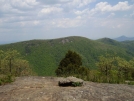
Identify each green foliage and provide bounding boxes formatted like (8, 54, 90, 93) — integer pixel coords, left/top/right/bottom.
(96, 54, 115, 82)
(56, 50, 82, 76)
(77, 66, 90, 80)
(93, 53, 134, 84)
(59, 50, 82, 67)
(88, 70, 100, 82)
(128, 81, 134, 85)
(4, 50, 20, 74)
(72, 82, 83, 87)
(130, 68, 134, 80)
(116, 57, 132, 80)
(1, 36, 134, 85)
(0, 50, 34, 85)
(0, 36, 134, 76)
(0, 74, 14, 85)
(55, 50, 90, 81)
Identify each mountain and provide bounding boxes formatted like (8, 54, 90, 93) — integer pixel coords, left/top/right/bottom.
(0, 36, 134, 76)
(114, 35, 134, 42)
(97, 37, 122, 46)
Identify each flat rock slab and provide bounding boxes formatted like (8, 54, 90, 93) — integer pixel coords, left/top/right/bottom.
(0, 76, 134, 101)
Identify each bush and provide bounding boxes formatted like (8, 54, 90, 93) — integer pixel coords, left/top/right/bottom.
(72, 82, 83, 87)
(0, 75, 14, 85)
(128, 81, 134, 85)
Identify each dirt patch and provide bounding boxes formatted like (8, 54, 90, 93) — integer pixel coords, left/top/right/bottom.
(0, 76, 134, 101)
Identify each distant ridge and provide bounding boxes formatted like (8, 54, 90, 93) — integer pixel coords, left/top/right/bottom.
(114, 35, 134, 42)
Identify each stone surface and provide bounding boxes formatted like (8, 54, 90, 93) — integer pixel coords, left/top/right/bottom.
(0, 76, 134, 101)
(58, 76, 83, 86)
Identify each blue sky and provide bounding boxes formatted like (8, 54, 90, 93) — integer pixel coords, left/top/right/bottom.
(0, 0, 134, 43)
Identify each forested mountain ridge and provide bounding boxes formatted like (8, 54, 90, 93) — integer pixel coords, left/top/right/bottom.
(0, 36, 134, 76)
(98, 38, 134, 57)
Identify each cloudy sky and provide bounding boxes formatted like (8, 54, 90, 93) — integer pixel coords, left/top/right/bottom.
(0, 0, 134, 43)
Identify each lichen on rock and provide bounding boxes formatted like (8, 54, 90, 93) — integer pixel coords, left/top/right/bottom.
(58, 76, 83, 87)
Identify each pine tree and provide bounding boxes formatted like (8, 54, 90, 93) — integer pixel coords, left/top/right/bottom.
(55, 50, 82, 76)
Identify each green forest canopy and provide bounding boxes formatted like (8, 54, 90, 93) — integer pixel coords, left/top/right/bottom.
(0, 36, 134, 76)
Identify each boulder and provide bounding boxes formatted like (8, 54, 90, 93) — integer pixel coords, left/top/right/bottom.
(58, 76, 84, 87)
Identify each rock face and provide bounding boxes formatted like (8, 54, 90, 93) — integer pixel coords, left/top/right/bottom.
(58, 76, 83, 87)
(0, 76, 134, 101)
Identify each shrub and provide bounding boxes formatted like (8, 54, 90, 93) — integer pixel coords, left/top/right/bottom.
(128, 81, 134, 85)
(0, 75, 14, 85)
(72, 82, 83, 87)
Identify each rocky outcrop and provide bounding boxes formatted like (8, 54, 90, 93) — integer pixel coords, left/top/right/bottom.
(0, 76, 134, 101)
(58, 76, 83, 87)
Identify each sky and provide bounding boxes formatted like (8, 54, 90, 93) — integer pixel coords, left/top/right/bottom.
(0, 0, 134, 43)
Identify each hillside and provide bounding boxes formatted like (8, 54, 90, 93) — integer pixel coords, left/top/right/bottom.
(97, 37, 122, 46)
(0, 36, 134, 76)
(0, 76, 134, 101)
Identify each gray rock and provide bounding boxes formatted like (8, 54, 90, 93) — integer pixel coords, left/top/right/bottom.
(0, 76, 134, 101)
(58, 76, 84, 87)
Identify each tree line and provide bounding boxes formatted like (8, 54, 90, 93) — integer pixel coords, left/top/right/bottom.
(55, 50, 134, 84)
(94, 53, 134, 83)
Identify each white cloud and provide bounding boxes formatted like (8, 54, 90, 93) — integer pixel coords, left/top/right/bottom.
(113, 1, 133, 11)
(92, 1, 133, 12)
(78, 0, 95, 7)
(50, 17, 85, 28)
(130, 11, 134, 17)
(0, 1, 12, 12)
(37, 0, 71, 5)
(93, 18, 133, 29)
(40, 7, 63, 15)
(0, 0, 39, 13)
(33, 20, 40, 25)
(66, 0, 95, 8)
(10, 0, 38, 9)
(38, 0, 94, 7)
(0, 0, 133, 28)
(108, 13, 115, 18)
(74, 9, 89, 15)
(0, 0, 134, 42)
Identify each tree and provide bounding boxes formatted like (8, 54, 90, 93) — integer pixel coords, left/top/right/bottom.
(4, 50, 20, 74)
(128, 58, 134, 80)
(116, 57, 131, 80)
(0, 50, 4, 72)
(96, 54, 114, 82)
(0, 50, 34, 76)
(0, 49, 34, 85)
(13, 59, 33, 76)
(59, 50, 82, 67)
(55, 50, 82, 76)
(96, 53, 134, 83)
